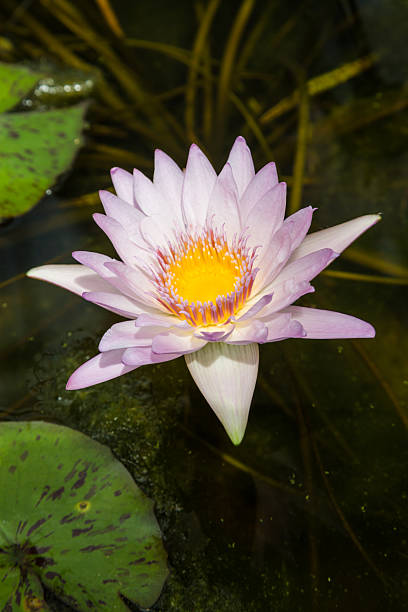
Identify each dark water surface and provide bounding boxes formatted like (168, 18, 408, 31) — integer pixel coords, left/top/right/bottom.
(1, 1, 408, 610)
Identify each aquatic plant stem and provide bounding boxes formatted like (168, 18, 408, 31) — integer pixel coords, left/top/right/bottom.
(95, 0, 124, 38)
(323, 270, 408, 285)
(342, 247, 408, 278)
(260, 54, 377, 124)
(185, 0, 220, 142)
(289, 83, 309, 214)
(215, 0, 256, 151)
(40, 0, 186, 151)
(229, 92, 273, 159)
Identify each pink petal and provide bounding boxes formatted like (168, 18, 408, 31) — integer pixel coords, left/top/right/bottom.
(225, 320, 268, 344)
(185, 342, 259, 445)
(66, 349, 139, 390)
(290, 214, 381, 262)
(226, 136, 255, 198)
(153, 149, 184, 223)
(99, 321, 166, 351)
(92, 214, 140, 265)
(83, 291, 148, 318)
(133, 168, 165, 216)
(182, 144, 217, 228)
(269, 248, 337, 287)
(121, 346, 181, 366)
(282, 206, 314, 251)
(111, 167, 134, 204)
(254, 225, 292, 290)
(239, 162, 279, 219)
(139, 214, 181, 249)
(152, 330, 206, 354)
(103, 261, 156, 308)
(135, 312, 185, 328)
(287, 306, 376, 339)
(236, 293, 273, 321)
(246, 182, 286, 251)
(194, 324, 234, 342)
(263, 312, 306, 342)
(26, 264, 112, 297)
(73, 251, 151, 303)
(72, 250, 118, 279)
(99, 190, 147, 247)
(264, 280, 315, 314)
(206, 163, 241, 237)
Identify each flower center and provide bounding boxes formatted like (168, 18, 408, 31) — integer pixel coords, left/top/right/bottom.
(152, 227, 258, 326)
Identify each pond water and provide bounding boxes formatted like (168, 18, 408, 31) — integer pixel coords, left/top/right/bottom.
(1, 0, 408, 610)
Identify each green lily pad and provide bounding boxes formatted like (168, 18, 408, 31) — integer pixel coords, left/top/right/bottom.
(0, 421, 168, 611)
(0, 62, 44, 113)
(0, 104, 87, 220)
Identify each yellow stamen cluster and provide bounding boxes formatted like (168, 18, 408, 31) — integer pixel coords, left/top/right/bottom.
(152, 227, 257, 326)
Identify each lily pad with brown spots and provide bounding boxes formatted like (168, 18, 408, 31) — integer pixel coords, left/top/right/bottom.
(0, 103, 87, 220)
(0, 62, 45, 113)
(0, 421, 168, 611)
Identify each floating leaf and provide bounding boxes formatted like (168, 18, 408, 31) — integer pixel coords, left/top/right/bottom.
(0, 104, 87, 220)
(0, 421, 168, 611)
(0, 62, 44, 113)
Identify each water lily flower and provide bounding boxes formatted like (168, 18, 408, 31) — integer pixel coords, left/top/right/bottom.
(27, 137, 379, 444)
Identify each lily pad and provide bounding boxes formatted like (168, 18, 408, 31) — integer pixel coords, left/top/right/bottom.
(0, 62, 44, 113)
(0, 421, 168, 611)
(0, 104, 87, 220)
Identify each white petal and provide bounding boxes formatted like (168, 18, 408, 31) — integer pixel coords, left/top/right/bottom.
(286, 306, 376, 339)
(226, 136, 255, 198)
(246, 182, 286, 252)
(66, 349, 139, 390)
(269, 248, 337, 287)
(133, 168, 165, 215)
(290, 214, 381, 262)
(92, 213, 141, 266)
(206, 163, 241, 237)
(152, 329, 206, 354)
(83, 291, 147, 318)
(99, 190, 147, 247)
(185, 342, 259, 445)
(182, 144, 217, 228)
(225, 320, 268, 344)
(140, 214, 181, 249)
(254, 225, 292, 290)
(239, 162, 279, 219)
(110, 167, 134, 204)
(26, 264, 112, 296)
(153, 149, 184, 224)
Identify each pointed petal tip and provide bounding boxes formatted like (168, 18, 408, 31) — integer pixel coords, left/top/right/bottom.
(66, 375, 80, 391)
(26, 266, 40, 278)
(232, 135, 248, 149)
(26, 265, 58, 283)
(185, 342, 258, 445)
(364, 323, 376, 338)
(229, 428, 245, 446)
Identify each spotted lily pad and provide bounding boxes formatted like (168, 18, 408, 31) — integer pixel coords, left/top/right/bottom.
(0, 421, 168, 611)
(0, 62, 44, 113)
(0, 103, 87, 220)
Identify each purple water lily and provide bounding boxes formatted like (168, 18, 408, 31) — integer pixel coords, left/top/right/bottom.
(28, 137, 379, 444)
